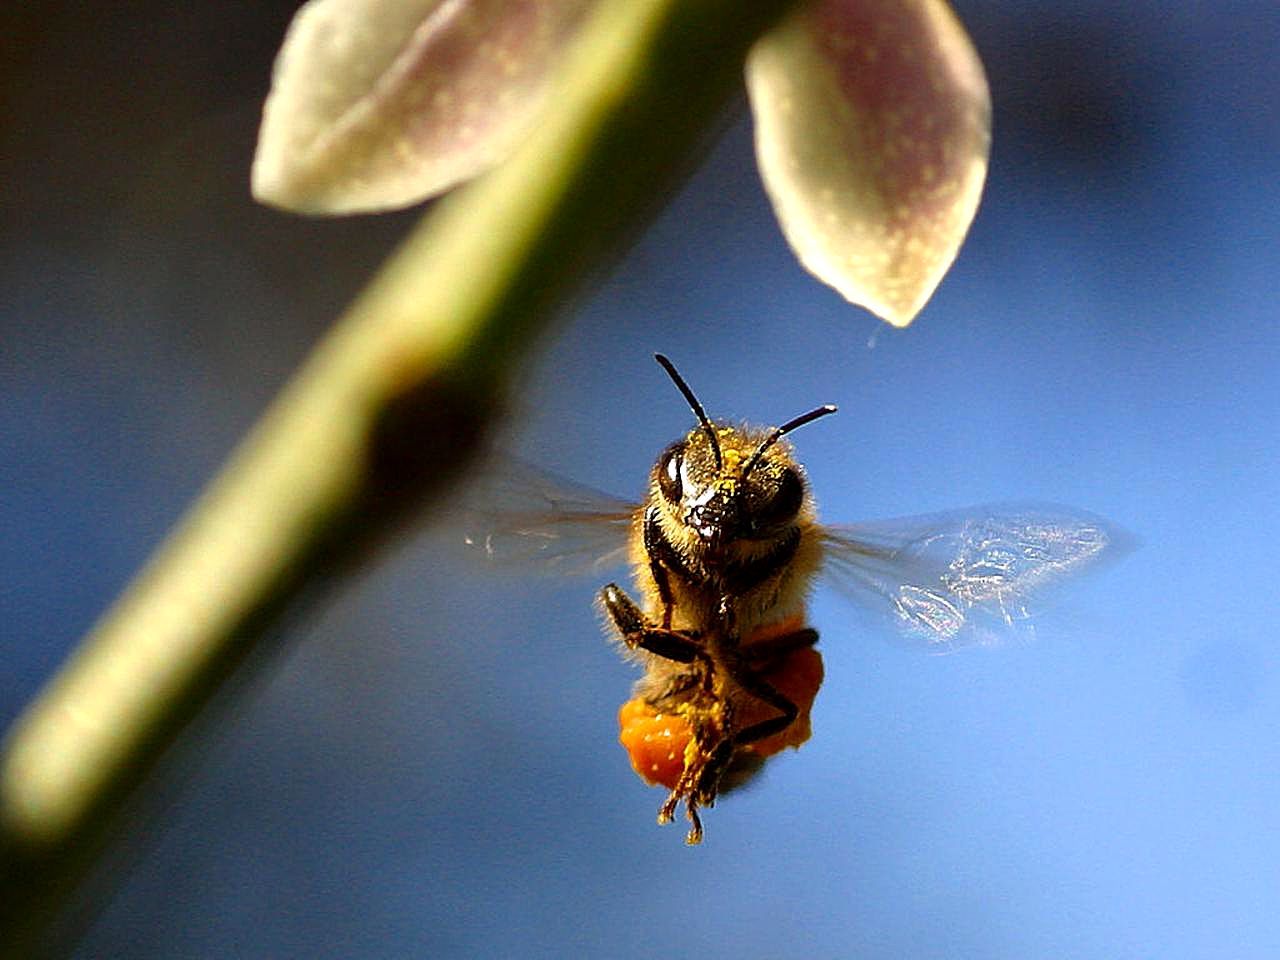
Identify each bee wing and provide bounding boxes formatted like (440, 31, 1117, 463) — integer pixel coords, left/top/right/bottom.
(821, 503, 1130, 651)
(455, 459, 638, 576)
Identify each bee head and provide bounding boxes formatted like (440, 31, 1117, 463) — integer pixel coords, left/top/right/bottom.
(652, 354, 836, 551)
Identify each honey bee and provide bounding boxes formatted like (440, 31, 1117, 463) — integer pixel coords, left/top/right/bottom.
(465, 355, 1124, 844)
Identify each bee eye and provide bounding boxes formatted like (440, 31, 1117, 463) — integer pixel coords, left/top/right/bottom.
(754, 467, 803, 529)
(657, 444, 684, 503)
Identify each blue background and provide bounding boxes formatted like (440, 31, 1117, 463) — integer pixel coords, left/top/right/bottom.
(3, 1, 1279, 957)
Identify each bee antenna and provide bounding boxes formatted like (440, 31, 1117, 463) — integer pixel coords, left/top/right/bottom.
(654, 354, 722, 470)
(742, 404, 838, 477)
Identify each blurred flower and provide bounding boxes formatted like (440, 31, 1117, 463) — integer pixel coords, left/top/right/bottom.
(253, 0, 989, 326)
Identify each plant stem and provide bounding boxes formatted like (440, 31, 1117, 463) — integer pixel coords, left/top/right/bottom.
(0, 0, 799, 952)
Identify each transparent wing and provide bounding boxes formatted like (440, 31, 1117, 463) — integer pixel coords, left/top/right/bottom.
(453, 459, 638, 576)
(822, 503, 1130, 651)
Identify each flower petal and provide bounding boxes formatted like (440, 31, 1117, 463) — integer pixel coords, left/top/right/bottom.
(252, 0, 591, 214)
(746, 0, 991, 326)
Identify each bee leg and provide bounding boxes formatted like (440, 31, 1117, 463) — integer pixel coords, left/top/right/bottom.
(641, 508, 677, 629)
(728, 629, 820, 751)
(602, 582, 728, 843)
(658, 738, 731, 845)
(657, 787, 705, 845)
(681, 676, 798, 824)
(658, 703, 737, 845)
(685, 807, 704, 845)
(743, 628, 820, 667)
(679, 727, 737, 818)
(600, 583, 710, 671)
(723, 661, 800, 750)
(681, 800, 705, 845)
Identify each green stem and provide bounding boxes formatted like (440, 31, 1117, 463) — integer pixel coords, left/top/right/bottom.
(0, 0, 798, 952)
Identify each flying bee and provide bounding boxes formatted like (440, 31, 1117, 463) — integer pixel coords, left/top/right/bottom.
(464, 355, 1126, 844)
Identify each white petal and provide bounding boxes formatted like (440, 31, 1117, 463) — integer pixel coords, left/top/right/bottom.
(253, 0, 591, 214)
(747, 0, 991, 326)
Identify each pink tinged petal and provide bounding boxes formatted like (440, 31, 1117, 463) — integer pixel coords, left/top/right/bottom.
(252, 0, 592, 214)
(746, 0, 991, 326)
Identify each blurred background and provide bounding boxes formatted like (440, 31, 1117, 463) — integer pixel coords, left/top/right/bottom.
(3, 0, 1278, 956)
